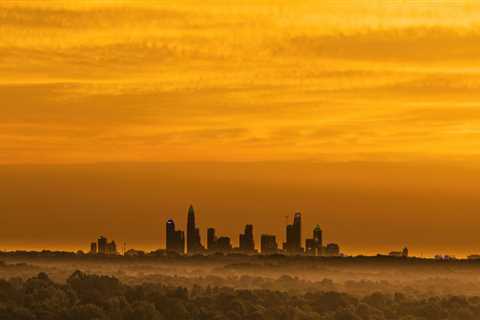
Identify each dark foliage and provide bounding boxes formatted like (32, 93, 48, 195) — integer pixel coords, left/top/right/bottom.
(0, 272, 479, 320)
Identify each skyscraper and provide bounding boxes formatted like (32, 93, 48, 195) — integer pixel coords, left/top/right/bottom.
(207, 228, 217, 252)
(97, 236, 108, 255)
(166, 219, 176, 250)
(106, 241, 117, 255)
(239, 224, 255, 253)
(187, 205, 196, 254)
(216, 236, 232, 253)
(187, 205, 203, 254)
(261, 234, 278, 254)
(293, 212, 302, 251)
(166, 219, 185, 254)
(284, 212, 302, 254)
(306, 224, 323, 256)
(90, 242, 97, 254)
(313, 224, 323, 256)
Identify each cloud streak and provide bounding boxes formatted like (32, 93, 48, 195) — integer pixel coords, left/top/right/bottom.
(1, 1, 480, 163)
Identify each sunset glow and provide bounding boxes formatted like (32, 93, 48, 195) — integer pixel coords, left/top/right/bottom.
(1, 1, 480, 257)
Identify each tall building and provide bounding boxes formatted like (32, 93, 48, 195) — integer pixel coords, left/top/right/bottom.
(187, 205, 204, 254)
(166, 219, 185, 254)
(216, 236, 232, 253)
(305, 224, 323, 256)
(207, 228, 217, 252)
(284, 212, 302, 254)
(239, 224, 255, 253)
(94, 236, 117, 256)
(166, 219, 176, 250)
(98, 236, 108, 255)
(305, 239, 315, 255)
(293, 212, 302, 251)
(207, 228, 233, 254)
(187, 205, 196, 254)
(106, 241, 117, 255)
(261, 234, 278, 254)
(90, 242, 97, 254)
(175, 231, 185, 254)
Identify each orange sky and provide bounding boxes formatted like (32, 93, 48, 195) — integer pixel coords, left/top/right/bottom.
(1, 1, 480, 256)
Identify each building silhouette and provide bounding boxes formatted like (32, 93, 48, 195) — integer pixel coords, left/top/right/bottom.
(261, 234, 278, 254)
(159, 205, 340, 257)
(187, 205, 203, 254)
(305, 224, 323, 256)
(90, 242, 97, 254)
(106, 241, 117, 255)
(326, 243, 340, 256)
(239, 224, 255, 253)
(207, 228, 232, 254)
(207, 227, 217, 252)
(283, 212, 303, 254)
(389, 247, 409, 258)
(166, 219, 185, 254)
(97, 236, 108, 254)
(216, 236, 232, 253)
(95, 236, 117, 255)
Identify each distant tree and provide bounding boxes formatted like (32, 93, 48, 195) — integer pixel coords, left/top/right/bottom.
(335, 308, 362, 320)
(66, 304, 107, 320)
(128, 301, 163, 320)
(0, 306, 36, 320)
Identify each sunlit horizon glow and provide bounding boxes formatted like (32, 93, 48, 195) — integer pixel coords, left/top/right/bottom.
(1, 1, 480, 256)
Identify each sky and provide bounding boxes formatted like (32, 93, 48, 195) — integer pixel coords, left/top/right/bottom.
(1, 1, 480, 256)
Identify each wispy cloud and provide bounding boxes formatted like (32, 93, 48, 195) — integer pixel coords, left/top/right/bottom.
(1, 1, 480, 163)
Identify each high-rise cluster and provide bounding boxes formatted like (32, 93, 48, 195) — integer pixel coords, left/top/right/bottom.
(90, 236, 117, 255)
(165, 206, 341, 256)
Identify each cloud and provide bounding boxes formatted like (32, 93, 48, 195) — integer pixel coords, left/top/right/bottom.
(278, 27, 480, 63)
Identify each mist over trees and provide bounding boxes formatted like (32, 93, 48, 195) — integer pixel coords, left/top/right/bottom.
(1, 270, 480, 320)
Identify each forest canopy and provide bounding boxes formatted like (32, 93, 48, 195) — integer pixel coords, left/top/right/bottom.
(0, 271, 479, 320)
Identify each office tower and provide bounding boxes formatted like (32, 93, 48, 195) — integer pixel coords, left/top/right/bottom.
(187, 205, 196, 254)
(207, 228, 217, 252)
(195, 228, 202, 249)
(187, 205, 203, 254)
(98, 236, 108, 255)
(216, 236, 232, 253)
(90, 242, 97, 254)
(107, 241, 117, 255)
(284, 212, 303, 254)
(313, 224, 323, 255)
(293, 212, 302, 251)
(239, 224, 255, 253)
(326, 243, 340, 256)
(306, 224, 323, 256)
(261, 234, 278, 254)
(166, 219, 176, 251)
(174, 230, 185, 254)
(166, 219, 185, 254)
(305, 238, 315, 255)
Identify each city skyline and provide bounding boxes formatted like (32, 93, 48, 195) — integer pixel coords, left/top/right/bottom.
(2, 1, 480, 258)
(1, 2, 480, 318)
(1, 197, 478, 259)
(163, 205, 340, 256)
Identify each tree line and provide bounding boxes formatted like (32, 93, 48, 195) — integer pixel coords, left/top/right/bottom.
(0, 271, 479, 320)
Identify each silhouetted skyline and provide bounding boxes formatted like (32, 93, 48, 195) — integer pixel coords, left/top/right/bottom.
(92, 205, 343, 257)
